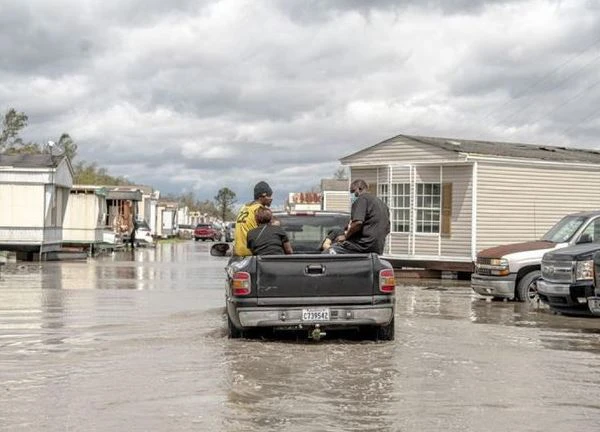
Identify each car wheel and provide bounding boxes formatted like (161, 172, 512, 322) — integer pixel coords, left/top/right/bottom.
(227, 315, 243, 339)
(375, 317, 395, 341)
(516, 270, 541, 303)
(194, 238, 199, 241)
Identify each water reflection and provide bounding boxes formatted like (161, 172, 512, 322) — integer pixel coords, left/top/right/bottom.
(222, 340, 398, 432)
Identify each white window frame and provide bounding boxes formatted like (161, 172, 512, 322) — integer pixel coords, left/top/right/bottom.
(415, 183, 441, 233)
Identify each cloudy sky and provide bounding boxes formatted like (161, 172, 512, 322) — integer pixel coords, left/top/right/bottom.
(2, 0, 600, 205)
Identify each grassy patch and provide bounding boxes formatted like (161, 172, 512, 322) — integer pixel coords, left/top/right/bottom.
(156, 237, 187, 244)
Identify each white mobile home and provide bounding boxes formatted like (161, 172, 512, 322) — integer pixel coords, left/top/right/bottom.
(0, 154, 73, 257)
(321, 179, 350, 212)
(340, 134, 600, 271)
(62, 185, 111, 250)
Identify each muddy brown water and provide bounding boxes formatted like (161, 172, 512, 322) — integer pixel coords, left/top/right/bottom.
(1, 241, 600, 431)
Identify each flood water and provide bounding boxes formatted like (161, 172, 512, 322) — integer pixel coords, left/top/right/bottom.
(2, 241, 600, 431)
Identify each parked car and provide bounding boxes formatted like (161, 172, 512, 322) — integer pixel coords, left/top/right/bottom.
(471, 210, 600, 302)
(194, 223, 222, 241)
(586, 252, 600, 315)
(135, 220, 154, 246)
(538, 238, 600, 315)
(224, 222, 235, 242)
(212, 211, 395, 341)
(178, 224, 194, 239)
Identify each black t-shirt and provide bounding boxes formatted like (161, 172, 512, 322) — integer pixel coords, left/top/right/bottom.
(346, 192, 390, 254)
(247, 224, 289, 255)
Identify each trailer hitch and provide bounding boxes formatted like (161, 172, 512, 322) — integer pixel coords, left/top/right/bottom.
(310, 324, 326, 341)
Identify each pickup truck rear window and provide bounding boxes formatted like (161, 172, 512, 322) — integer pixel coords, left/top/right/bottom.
(276, 214, 349, 253)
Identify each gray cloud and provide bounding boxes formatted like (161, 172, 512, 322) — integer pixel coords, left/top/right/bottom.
(2, 0, 600, 204)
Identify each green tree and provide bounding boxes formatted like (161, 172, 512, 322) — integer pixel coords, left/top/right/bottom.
(57, 133, 78, 160)
(197, 199, 219, 218)
(73, 161, 133, 185)
(214, 187, 237, 222)
(0, 108, 28, 151)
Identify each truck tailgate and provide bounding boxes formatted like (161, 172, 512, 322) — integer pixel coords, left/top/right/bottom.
(255, 254, 375, 297)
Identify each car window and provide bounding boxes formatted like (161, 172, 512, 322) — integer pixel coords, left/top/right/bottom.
(196, 224, 211, 229)
(541, 215, 588, 243)
(578, 218, 600, 243)
(275, 214, 349, 251)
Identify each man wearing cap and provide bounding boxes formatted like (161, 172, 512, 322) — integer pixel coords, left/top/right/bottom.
(233, 181, 274, 256)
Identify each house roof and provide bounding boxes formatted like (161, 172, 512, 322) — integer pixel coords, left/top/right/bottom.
(321, 179, 348, 191)
(340, 134, 600, 164)
(0, 154, 65, 168)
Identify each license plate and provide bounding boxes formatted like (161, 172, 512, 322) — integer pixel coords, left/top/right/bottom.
(588, 297, 600, 315)
(302, 308, 330, 321)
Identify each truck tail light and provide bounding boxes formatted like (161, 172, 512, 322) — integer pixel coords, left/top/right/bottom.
(232, 272, 251, 296)
(379, 268, 395, 293)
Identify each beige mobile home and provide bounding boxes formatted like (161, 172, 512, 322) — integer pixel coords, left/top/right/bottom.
(321, 179, 350, 212)
(340, 134, 600, 271)
(62, 185, 111, 250)
(0, 154, 73, 258)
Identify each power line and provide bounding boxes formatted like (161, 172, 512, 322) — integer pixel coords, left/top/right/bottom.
(525, 77, 600, 128)
(491, 50, 600, 127)
(481, 34, 600, 124)
(557, 104, 600, 137)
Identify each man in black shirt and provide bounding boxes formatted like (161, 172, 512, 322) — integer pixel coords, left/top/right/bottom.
(247, 207, 293, 255)
(330, 179, 390, 255)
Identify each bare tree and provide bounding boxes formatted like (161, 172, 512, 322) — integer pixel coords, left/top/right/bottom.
(333, 166, 348, 180)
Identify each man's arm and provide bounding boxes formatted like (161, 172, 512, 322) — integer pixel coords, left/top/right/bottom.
(283, 241, 293, 254)
(339, 220, 362, 242)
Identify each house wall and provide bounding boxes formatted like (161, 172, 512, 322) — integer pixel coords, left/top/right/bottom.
(63, 192, 105, 242)
(351, 167, 378, 191)
(343, 137, 459, 165)
(350, 164, 473, 260)
(440, 165, 473, 258)
(0, 184, 44, 226)
(323, 191, 350, 212)
(476, 161, 600, 251)
(55, 161, 73, 188)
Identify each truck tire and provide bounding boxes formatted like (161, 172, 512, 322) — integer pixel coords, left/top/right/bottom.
(227, 315, 243, 339)
(516, 270, 541, 303)
(375, 317, 395, 341)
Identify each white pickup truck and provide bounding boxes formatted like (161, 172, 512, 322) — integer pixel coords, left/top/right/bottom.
(471, 210, 600, 302)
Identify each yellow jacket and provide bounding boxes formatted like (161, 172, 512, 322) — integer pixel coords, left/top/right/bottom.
(233, 201, 263, 256)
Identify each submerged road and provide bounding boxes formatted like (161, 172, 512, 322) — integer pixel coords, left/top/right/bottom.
(1, 241, 600, 431)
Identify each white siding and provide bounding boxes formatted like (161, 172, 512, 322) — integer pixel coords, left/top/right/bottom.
(63, 192, 104, 242)
(0, 184, 44, 226)
(343, 137, 459, 165)
(55, 161, 73, 188)
(323, 191, 350, 212)
(413, 166, 442, 255)
(477, 162, 600, 250)
(350, 168, 378, 192)
(388, 233, 410, 255)
(440, 165, 473, 258)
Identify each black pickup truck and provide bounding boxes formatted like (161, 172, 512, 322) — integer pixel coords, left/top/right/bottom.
(537, 242, 599, 315)
(212, 211, 396, 341)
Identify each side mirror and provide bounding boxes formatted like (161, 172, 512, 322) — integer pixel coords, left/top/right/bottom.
(577, 234, 593, 244)
(210, 242, 232, 257)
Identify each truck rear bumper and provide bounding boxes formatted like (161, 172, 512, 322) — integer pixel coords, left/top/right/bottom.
(235, 305, 394, 329)
(471, 274, 517, 298)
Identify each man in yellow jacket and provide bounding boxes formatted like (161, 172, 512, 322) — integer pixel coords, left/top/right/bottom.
(233, 181, 273, 256)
